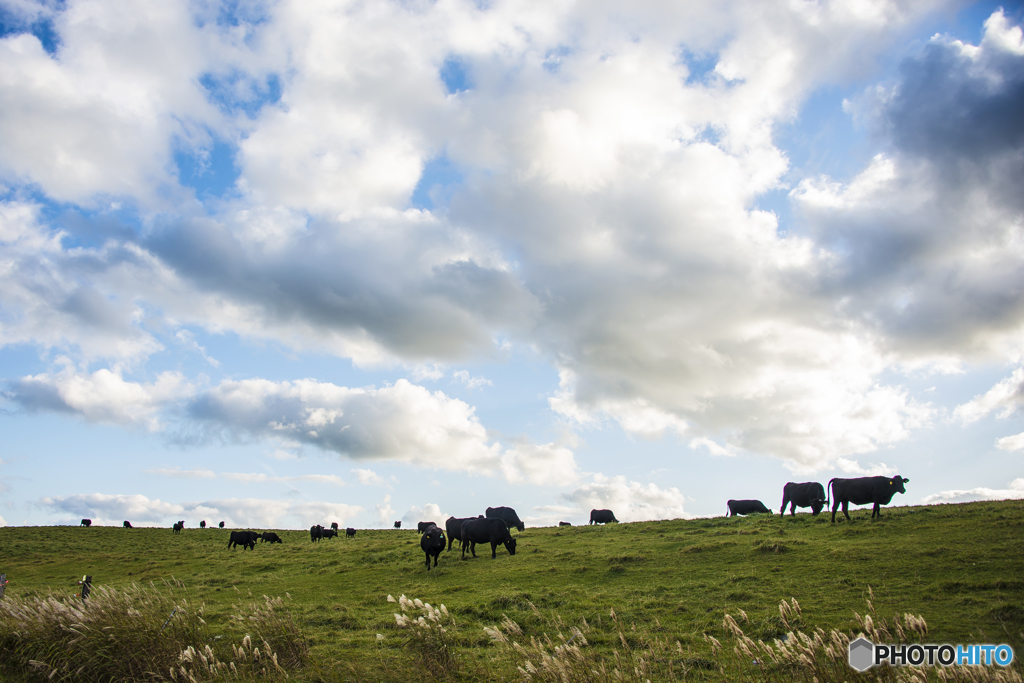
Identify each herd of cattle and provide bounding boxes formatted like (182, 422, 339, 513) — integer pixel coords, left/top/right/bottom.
(79, 475, 910, 570)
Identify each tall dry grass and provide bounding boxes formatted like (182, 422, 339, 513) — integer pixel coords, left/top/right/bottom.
(0, 580, 308, 682)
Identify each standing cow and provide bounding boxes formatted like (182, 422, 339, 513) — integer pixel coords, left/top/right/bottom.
(461, 517, 517, 560)
(228, 530, 259, 550)
(200, 520, 206, 529)
(346, 527, 357, 537)
(444, 516, 480, 552)
(589, 509, 618, 524)
(123, 521, 133, 528)
(218, 521, 225, 528)
(781, 482, 828, 516)
(559, 521, 572, 527)
(260, 532, 283, 544)
(80, 518, 92, 527)
(486, 506, 525, 532)
(394, 521, 401, 529)
(310, 525, 323, 542)
(420, 524, 446, 570)
(173, 521, 184, 534)
(331, 522, 339, 531)
(417, 521, 436, 533)
(726, 500, 772, 517)
(829, 476, 909, 522)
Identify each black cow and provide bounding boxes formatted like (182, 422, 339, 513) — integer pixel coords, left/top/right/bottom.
(420, 524, 446, 570)
(200, 520, 206, 529)
(321, 528, 338, 540)
(228, 530, 258, 550)
(781, 482, 828, 516)
(589, 509, 618, 524)
(486, 506, 525, 532)
(173, 521, 184, 534)
(310, 525, 323, 542)
(417, 521, 436, 533)
(218, 521, 225, 528)
(394, 521, 401, 529)
(260, 532, 283, 544)
(123, 520, 133, 528)
(346, 527, 356, 537)
(559, 521, 571, 527)
(330, 522, 339, 531)
(461, 517, 517, 560)
(80, 518, 92, 527)
(829, 475, 909, 523)
(444, 516, 484, 551)
(726, 500, 772, 516)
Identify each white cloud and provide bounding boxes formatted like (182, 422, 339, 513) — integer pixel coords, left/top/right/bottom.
(376, 494, 396, 527)
(351, 468, 384, 486)
(954, 368, 1024, 424)
(452, 370, 492, 390)
(689, 437, 737, 458)
(562, 473, 690, 523)
(919, 478, 1024, 505)
(996, 433, 1024, 452)
(401, 503, 447, 529)
(0, 514, 5, 527)
(146, 468, 216, 479)
(834, 458, 898, 477)
(10, 365, 192, 430)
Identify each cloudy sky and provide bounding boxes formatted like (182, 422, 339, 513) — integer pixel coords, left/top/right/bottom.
(1, 0, 1023, 529)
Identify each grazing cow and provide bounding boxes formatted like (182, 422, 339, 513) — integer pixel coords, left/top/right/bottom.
(444, 516, 476, 551)
(394, 521, 401, 529)
(461, 517, 517, 560)
(310, 525, 323, 542)
(781, 482, 828, 516)
(726, 500, 772, 517)
(486, 506, 525, 532)
(331, 522, 339, 531)
(417, 521, 436, 533)
(123, 521, 133, 528)
(228, 530, 259, 550)
(829, 476, 909, 523)
(559, 521, 571, 527)
(420, 524, 446, 570)
(218, 521, 225, 528)
(80, 518, 92, 527)
(173, 521, 184, 534)
(260, 532, 283, 544)
(589, 509, 618, 525)
(200, 520, 206, 529)
(321, 528, 338, 540)
(346, 527, 356, 537)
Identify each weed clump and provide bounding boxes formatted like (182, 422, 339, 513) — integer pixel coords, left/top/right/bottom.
(0, 580, 306, 682)
(387, 594, 460, 677)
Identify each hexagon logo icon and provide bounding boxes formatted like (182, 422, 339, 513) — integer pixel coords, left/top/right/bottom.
(848, 637, 875, 672)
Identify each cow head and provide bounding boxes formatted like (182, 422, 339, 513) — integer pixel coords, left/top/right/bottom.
(504, 537, 517, 556)
(810, 500, 824, 516)
(890, 475, 909, 493)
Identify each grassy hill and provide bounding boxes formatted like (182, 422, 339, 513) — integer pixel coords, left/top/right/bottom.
(1, 500, 1022, 681)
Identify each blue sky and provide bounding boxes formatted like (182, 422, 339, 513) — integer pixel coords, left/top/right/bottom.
(1, 0, 1023, 529)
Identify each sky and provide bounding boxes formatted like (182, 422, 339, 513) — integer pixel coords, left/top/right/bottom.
(1, 0, 1023, 530)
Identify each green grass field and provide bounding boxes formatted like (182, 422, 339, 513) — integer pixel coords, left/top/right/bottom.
(1, 500, 1022, 681)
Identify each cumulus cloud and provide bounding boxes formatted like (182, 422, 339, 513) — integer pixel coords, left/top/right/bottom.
(376, 494, 396, 527)
(401, 503, 447, 529)
(9, 366, 192, 430)
(954, 367, 1024, 423)
(351, 468, 384, 486)
(188, 377, 575, 483)
(561, 474, 690, 523)
(38, 492, 361, 528)
(996, 432, 1024, 451)
(919, 478, 1024, 505)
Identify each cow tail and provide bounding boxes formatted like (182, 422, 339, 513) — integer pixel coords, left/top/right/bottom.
(827, 479, 835, 507)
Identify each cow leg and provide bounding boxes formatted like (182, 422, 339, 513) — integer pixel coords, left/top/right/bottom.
(842, 502, 850, 521)
(872, 503, 881, 519)
(425, 552, 431, 570)
(433, 553, 439, 568)
(491, 542, 498, 559)
(831, 501, 839, 523)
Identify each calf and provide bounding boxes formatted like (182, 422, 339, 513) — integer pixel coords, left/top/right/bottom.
(80, 518, 92, 527)
(829, 476, 909, 523)
(461, 518, 517, 560)
(346, 527, 356, 537)
(260, 532, 283, 544)
(781, 482, 828, 516)
(420, 524, 446, 570)
(228, 530, 258, 550)
(726, 500, 772, 516)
